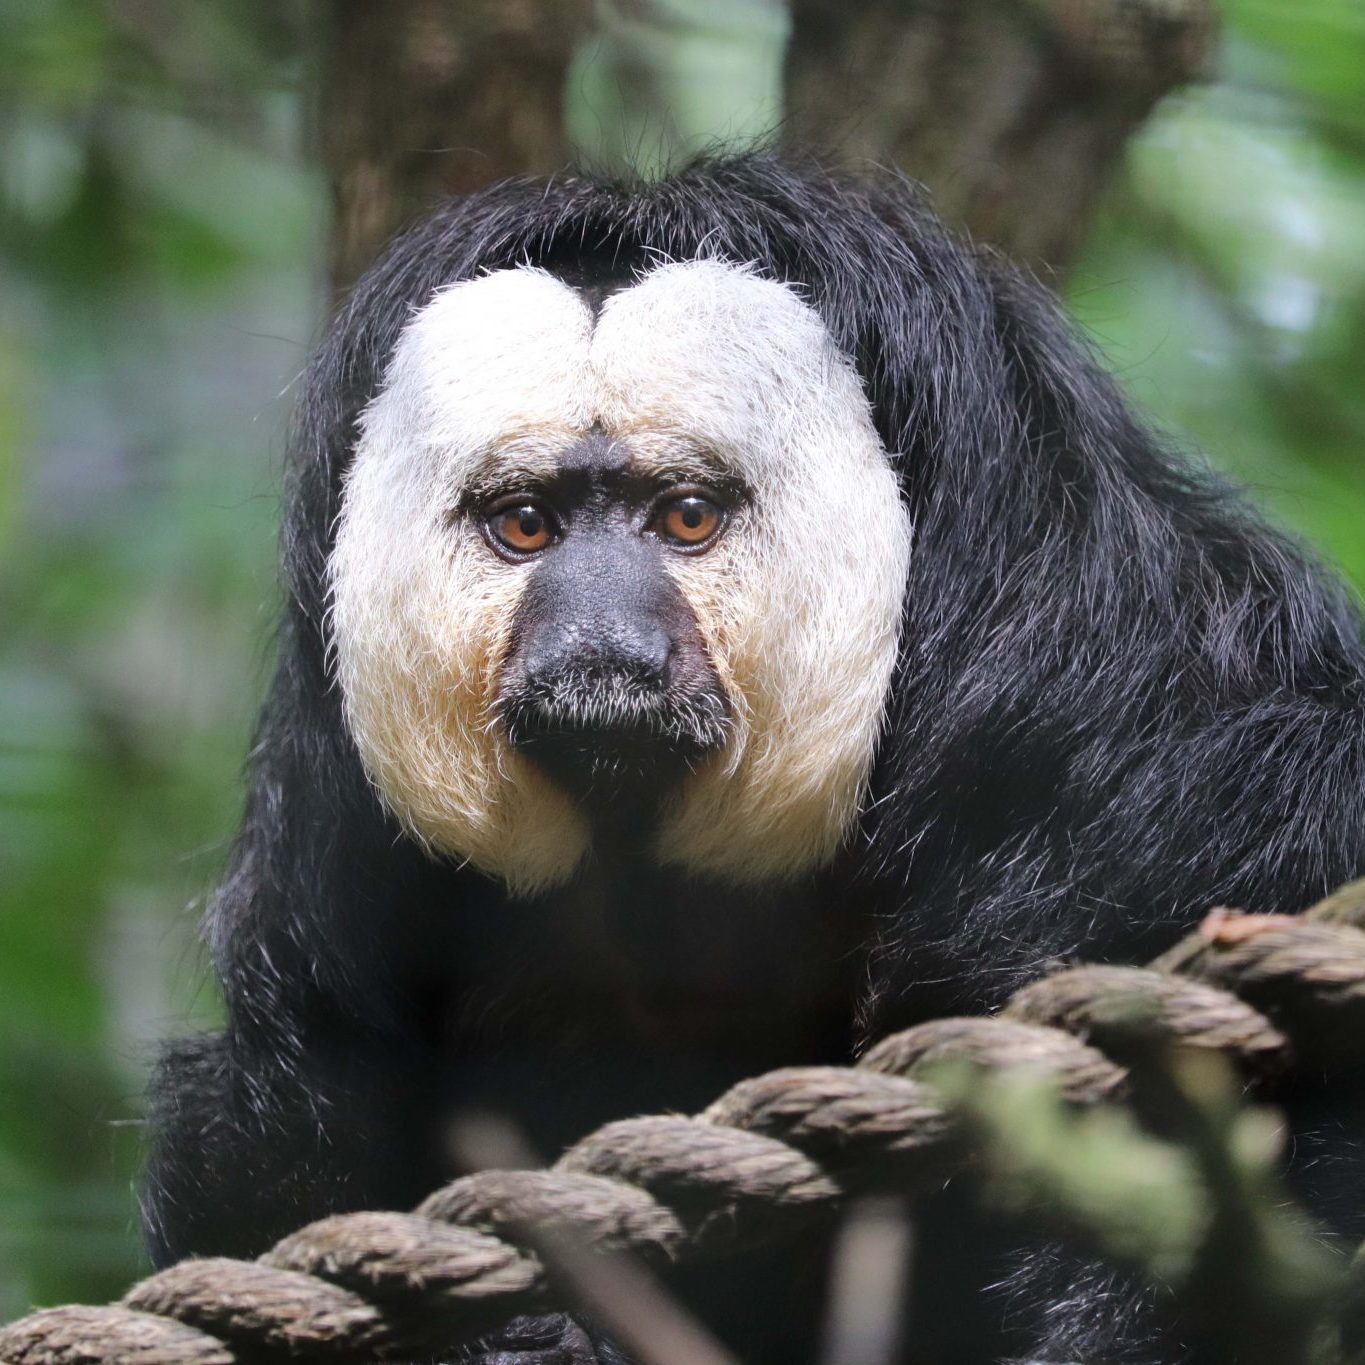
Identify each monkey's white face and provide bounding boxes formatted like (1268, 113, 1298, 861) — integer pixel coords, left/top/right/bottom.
(330, 260, 912, 896)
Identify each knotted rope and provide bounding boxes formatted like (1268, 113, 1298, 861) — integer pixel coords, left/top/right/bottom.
(4, 880, 1364, 1364)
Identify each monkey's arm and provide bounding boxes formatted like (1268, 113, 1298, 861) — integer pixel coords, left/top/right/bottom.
(145, 1029, 634, 1363)
(142, 1022, 442, 1267)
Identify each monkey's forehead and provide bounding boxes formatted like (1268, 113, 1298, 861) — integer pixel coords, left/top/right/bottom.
(356, 259, 886, 490)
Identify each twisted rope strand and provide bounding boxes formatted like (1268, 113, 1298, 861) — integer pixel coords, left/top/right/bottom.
(4, 882, 1364, 1364)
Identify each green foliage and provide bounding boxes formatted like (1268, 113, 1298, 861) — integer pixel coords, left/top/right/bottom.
(944, 1048, 1344, 1365)
(566, 0, 789, 176)
(1070, 0, 1365, 593)
(0, 0, 319, 1318)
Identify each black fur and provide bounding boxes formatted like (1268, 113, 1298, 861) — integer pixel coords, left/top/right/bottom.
(144, 156, 1365, 1363)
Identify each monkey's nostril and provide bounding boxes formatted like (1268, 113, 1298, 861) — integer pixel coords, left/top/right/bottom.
(634, 623, 672, 682)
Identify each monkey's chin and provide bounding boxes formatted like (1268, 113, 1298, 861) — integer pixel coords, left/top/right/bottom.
(512, 727, 704, 831)
(498, 683, 730, 831)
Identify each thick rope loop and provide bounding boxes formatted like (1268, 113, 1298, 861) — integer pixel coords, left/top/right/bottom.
(862, 1015, 1127, 1102)
(263, 1213, 545, 1331)
(0, 1305, 236, 1364)
(419, 1169, 687, 1262)
(1006, 965, 1291, 1069)
(4, 885, 1365, 1363)
(557, 1115, 838, 1251)
(1155, 919, 1365, 1069)
(702, 1065, 950, 1156)
(122, 1258, 387, 1359)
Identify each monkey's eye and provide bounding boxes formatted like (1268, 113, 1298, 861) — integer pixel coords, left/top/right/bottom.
(653, 494, 725, 550)
(485, 500, 557, 555)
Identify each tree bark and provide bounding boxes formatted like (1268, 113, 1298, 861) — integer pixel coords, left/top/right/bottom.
(320, 0, 593, 291)
(318, 0, 1217, 289)
(784, 0, 1217, 275)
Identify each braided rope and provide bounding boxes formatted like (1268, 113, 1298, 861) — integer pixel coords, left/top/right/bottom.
(4, 880, 1364, 1363)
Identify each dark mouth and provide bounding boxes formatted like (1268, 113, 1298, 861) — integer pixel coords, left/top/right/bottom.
(499, 677, 729, 813)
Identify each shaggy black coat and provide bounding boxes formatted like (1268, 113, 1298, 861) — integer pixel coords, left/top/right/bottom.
(144, 156, 1365, 1365)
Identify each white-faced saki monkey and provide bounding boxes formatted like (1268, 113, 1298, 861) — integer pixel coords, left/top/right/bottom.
(144, 157, 1365, 1364)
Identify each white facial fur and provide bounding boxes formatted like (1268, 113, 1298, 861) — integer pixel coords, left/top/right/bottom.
(330, 260, 912, 894)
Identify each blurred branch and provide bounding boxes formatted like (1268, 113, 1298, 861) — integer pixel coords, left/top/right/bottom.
(818, 1197, 912, 1365)
(315, 0, 1221, 287)
(784, 0, 1219, 274)
(319, 0, 593, 291)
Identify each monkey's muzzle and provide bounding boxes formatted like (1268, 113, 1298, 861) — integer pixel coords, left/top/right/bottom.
(500, 666, 729, 815)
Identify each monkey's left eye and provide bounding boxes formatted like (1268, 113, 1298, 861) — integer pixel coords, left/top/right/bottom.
(652, 494, 725, 550)
(486, 501, 557, 555)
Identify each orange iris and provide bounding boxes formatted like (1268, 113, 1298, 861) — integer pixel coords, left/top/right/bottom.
(659, 496, 721, 547)
(492, 505, 553, 553)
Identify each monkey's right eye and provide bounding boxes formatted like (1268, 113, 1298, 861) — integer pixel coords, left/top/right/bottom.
(485, 501, 557, 555)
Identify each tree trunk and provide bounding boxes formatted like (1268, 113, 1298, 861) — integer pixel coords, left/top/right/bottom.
(320, 0, 593, 291)
(318, 0, 1217, 289)
(784, 0, 1217, 276)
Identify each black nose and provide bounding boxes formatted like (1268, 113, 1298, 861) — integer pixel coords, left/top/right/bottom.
(497, 528, 729, 812)
(521, 618, 672, 693)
